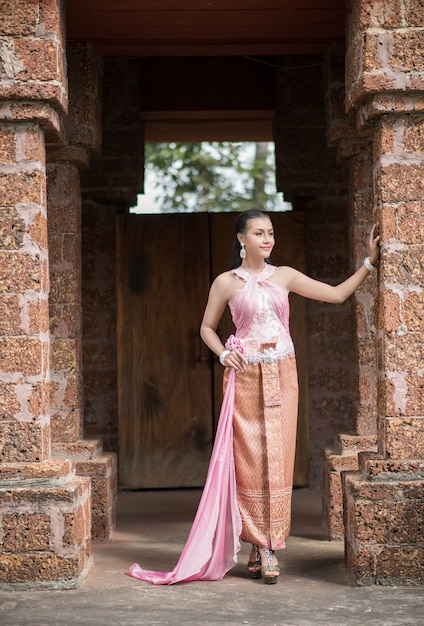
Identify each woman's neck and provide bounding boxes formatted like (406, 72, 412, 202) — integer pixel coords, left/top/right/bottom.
(240, 260, 267, 274)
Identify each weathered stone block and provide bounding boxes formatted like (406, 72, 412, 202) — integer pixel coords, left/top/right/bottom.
(22, 128, 45, 161)
(13, 39, 59, 81)
(0, 209, 26, 250)
(0, 252, 42, 294)
(362, 457, 424, 478)
(0, 128, 17, 161)
(2, 513, 51, 552)
(377, 163, 424, 203)
(61, 304, 83, 339)
(0, 475, 92, 589)
(402, 115, 424, 152)
(0, 421, 49, 463)
(28, 210, 48, 251)
(62, 234, 82, 269)
(0, 295, 23, 335)
(0, 0, 38, 36)
(26, 298, 50, 335)
(344, 471, 424, 584)
(64, 43, 102, 153)
(0, 337, 47, 376)
(0, 170, 44, 205)
(381, 331, 424, 373)
(50, 409, 81, 444)
(0, 460, 74, 480)
(396, 202, 424, 245)
(380, 371, 424, 418)
(75, 453, 117, 540)
(50, 338, 81, 371)
(47, 233, 62, 266)
(358, 0, 404, 29)
(380, 290, 401, 332)
(49, 269, 81, 304)
(383, 417, 424, 458)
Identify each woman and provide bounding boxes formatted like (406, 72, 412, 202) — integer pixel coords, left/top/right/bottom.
(127, 209, 380, 585)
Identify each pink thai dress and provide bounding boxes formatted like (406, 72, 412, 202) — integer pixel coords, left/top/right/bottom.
(127, 264, 298, 584)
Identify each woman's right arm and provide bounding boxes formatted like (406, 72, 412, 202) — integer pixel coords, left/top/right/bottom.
(200, 275, 229, 357)
(200, 274, 248, 371)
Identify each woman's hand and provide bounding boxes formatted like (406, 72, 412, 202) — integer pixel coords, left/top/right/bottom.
(369, 223, 380, 266)
(222, 349, 248, 372)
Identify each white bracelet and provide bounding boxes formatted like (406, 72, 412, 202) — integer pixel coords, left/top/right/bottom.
(364, 256, 376, 272)
(219, 349, 231, 366)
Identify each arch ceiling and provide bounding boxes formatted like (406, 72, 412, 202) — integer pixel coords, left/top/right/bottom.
(66, 0, 345, 57)
(66, 1, 346, 141)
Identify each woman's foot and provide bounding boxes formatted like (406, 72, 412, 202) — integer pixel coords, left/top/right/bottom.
(247, 544, 262, 579)
(259, 548, 280, 584)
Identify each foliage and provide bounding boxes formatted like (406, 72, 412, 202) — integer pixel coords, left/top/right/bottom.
(144, 141, 284, 213)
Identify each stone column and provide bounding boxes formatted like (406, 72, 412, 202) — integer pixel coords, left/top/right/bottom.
(342, 0, 424, 584)
(47, 43, 117, 540)
(0, 121, 51, 463)
(321, 42, 378, 540)
(81, 58, 144, 476)
(0, 1, 91, 588)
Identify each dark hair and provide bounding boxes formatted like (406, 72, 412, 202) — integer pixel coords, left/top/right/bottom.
(229, 209, 270, 269)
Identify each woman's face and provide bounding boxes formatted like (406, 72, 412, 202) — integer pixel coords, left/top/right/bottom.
(239, 217, 275, 260)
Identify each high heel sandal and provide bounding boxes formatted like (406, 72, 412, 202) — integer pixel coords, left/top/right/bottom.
(259, 548, 280, 585)
(247, 544, 262, 579)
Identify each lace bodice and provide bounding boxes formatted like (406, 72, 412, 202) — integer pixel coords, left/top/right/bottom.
(228, 265, 294, 357)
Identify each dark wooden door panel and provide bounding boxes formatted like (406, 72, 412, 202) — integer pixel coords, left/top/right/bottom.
(117, 213, 213, 488)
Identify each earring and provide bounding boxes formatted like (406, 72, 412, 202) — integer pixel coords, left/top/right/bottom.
(240, 242, 246, 259)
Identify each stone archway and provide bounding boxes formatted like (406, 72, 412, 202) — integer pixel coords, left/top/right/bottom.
(1, 0, 423, 589)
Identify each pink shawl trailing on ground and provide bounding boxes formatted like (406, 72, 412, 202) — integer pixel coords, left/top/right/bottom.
(126, 266, 288, 584)
(126, 367, 241, 584)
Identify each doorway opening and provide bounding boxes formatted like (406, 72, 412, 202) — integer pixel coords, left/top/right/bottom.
(117, 142, 308, 489)
(131, 141, 292, 215)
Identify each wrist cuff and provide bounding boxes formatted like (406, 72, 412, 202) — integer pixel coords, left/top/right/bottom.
(219, 349, 231, 366)
(364, 256, 376, 272)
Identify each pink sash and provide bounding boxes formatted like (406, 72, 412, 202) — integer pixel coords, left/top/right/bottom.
(126, 368, 242, 584)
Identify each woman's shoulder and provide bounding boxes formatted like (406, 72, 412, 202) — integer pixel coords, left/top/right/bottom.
(270, 265, 299, 289)
(211, 270, 242, 300)
(212, 269, 236, 285)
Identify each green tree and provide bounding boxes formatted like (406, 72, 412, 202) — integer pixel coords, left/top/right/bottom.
(144, 141, 285, 213)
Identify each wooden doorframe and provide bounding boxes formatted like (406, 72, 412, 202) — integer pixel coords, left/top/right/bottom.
(116, 210, 309, 488)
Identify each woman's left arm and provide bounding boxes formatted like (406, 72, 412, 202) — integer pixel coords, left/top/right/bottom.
(284, 223, 380, 304)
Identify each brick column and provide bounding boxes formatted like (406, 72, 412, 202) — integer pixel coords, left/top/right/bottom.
(48, 158, 85, 443)
(0, 121, 51, 463)
(343, 0, 424, 584)
(0, 1, 91, 588)
(321, 42, 378, 539)
(81, 58, 144, 481)
(47, 43, 117, 540)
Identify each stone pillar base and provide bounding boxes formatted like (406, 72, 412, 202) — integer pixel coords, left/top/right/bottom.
(322, 435, 377, 539)
(0, 473, 92, 590)
(343, 457, 424, 585)
(52, 440, 117, 540)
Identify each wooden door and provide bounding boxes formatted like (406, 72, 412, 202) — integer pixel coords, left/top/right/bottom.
(117, 211, 309, 489)
(117, 213, 213, 489)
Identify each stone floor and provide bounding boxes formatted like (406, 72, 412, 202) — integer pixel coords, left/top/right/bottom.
(1, 488, 423, 626)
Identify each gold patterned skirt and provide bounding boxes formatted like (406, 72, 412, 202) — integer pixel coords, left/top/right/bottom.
(224, 352, 298, 550)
